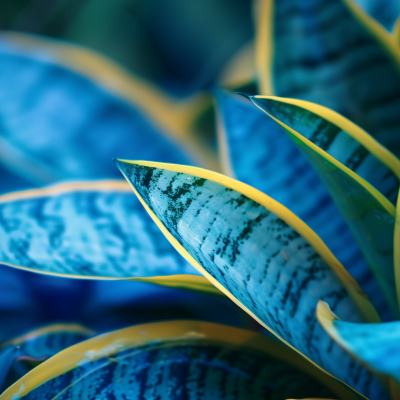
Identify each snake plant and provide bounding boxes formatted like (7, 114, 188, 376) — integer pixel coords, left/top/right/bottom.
(0, 0, 400, 399)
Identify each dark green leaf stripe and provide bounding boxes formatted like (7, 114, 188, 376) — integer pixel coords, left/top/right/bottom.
(0, 181, 197, 279)
(116, 160, 385, 399)
(259, 0, 400, 157)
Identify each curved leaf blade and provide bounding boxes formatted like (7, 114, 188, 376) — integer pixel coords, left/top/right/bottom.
(116, 159, 386, 398)
(317, 300, 400, 387)
(1, 321, 361, 400)
(0, 33, 208, 185)
(256, 0, 400, 157)
(0, 180, 218, 295)
(215, 90, 391, 320)
(0, 324, 94, 391)
(249, 95, 400, 317)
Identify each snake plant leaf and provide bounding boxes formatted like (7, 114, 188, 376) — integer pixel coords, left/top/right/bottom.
(317, 300, 400, 387)
(115, 159, 387, 398)
(0, 180, 219, 295)
(0, 321, 362, 400)
(256, 0, 400, 157)
(249, 95, 400, 317)
(0, 32, 209, 186)
(215, 90, 390, 320)
(0, 323, 94, 391)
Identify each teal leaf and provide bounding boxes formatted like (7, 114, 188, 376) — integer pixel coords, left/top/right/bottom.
(0, 181, 220, 294)
(0, 324, 94, 391)
(0, 34, 194, 186)
(215, 90, 391, 320)
(116, 159, 386, 398)
(257, 0, 400, 157)
(249, 94, 400, 317)
(318, 300, 400, 386)
(354, 0, 400, 30)
(0, 321, 360, 400)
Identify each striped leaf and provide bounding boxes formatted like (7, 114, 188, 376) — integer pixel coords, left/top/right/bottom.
(0, 321, 361, 400)
(0, 324, 94, 391)
(353, 0, 400, 30)
(116, 159, 386, 398)
(215, 90, 390, 320)
(249, 95, 400, 317)
(256, 0, 400, 157)
(0, 181, 218, 295)
(0, 32, 213, 187)
(317, 300, 400, 388)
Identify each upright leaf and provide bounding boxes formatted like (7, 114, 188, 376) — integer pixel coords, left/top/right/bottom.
(256, 0, 400, 156)
(249, 95, 400, 317)
(215, 90, 390, 320)
(116, 159, 386, 398)
(0, 321, 360, 400)
(0, 181, 218, 295)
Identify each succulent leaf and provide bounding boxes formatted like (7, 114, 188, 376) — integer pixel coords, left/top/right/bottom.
(249, 95, 400, 317)
(0, 321, 361, 400)
(116, 159, 387, 398)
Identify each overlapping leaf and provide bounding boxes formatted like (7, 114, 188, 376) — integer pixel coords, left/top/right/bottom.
(0, 321, 359, 400)
(215, 90, 390, 320)
(0, 323, 94, 391)
(256, 0, 400, 157)
(0, 180, 219, 295)
(0, 32, 217, 190)
(116, 159, 387, 398)
(317, 301, 400, 388)
(248, 95, 400, 317)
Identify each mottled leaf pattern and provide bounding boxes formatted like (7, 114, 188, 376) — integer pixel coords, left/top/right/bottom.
(0, 324, 93, 390)
(1, 321, 360, 400)
(250, 95, 399, 317)
(116, 159, 386, 399)
(354, 0, 400, 30)
(317, 301, 400, 384)
(0, 181, 208, 288)
(258, 0, 400, 157)
(215, 90, 390, 320)
(0, 35, 193, 185)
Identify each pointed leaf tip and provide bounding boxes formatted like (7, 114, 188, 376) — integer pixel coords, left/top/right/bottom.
(235, 92, 253, 100)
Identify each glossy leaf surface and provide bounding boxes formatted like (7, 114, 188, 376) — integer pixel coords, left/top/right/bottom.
(0, 324, 94, 391)
(257, 0, 400, 157)
(0, 181, 219, 295)
(317, 301, 400, 384)
(215, 90, 390, 320)
(250, 95, 400, 317)
(116, 159, 385, 398)
(1, 321, 360, 400)
(0, 34, 194, 186)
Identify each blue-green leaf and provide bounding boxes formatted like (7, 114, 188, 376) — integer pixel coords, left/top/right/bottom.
(215, 90, 390, 320)
(0, 32, 206, 186)
(0, 324, 94, 391)
(0, 181, 219, 295)
(354, 0, 400, 30)
(116, 159, 386, 399)
(256, 0, 400, 157)
(317, 300, 400, 387)
(249, 95, 400, 317)
(0, 321, 361, 400)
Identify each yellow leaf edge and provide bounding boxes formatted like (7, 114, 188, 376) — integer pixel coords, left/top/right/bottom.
(255, 0, 400, 97)
(0, 320, 360, 400)
(0, 180, 220, 296)
(316, 301, 390, 391)
(250, 95, 399, 217)
(394, 190, 400, 311)
(116, 159, 382, 397)
(0, 31, 219, 172)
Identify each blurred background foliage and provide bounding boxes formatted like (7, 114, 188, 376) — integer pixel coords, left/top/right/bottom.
(0, 0, 254, 96)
